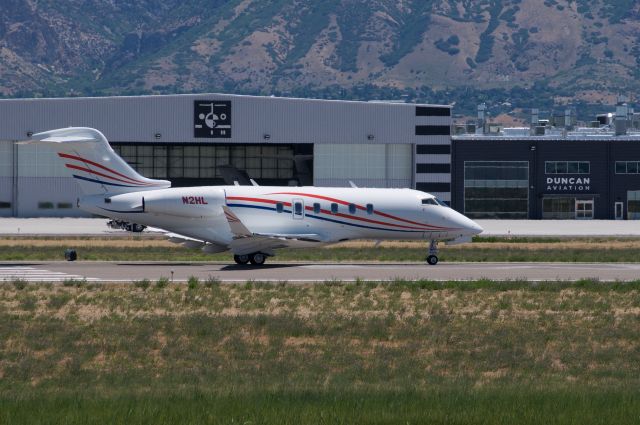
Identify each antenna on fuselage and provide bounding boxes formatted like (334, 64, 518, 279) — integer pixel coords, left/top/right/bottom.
(250, 179, 259, 186)
(233, 181, 240, 186)
(349, 181, 358, 188)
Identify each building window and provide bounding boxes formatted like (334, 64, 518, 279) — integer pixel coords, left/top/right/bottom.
(629, 191, 640, 220)
(416, 163, 450, 173)
(416, 145, 450, 155)
(366, 204, 374, 214)
(545, 161, 590, 174)
(616, 161, 640, 174)
(416, 106, 451, 117)
(331, 203, 339, 214)
(313, 203, 321, 214)
(38, 202, 54, 209)
(0, 202, 11, 209)
(464, 161, 529, 219)
(542, 198, 575, 219)
(415, 125, 450, 136)
(112, 144, 296, 181)
(542, 197, 593, 219)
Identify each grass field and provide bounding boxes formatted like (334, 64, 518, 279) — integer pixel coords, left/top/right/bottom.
(1, 235, 640, 262)
(1, 279, 639, 424)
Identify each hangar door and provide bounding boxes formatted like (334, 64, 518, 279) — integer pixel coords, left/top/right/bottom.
(313, 144, 412, 188)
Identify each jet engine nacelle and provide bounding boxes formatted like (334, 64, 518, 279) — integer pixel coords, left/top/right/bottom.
(142, 188, 225, 218)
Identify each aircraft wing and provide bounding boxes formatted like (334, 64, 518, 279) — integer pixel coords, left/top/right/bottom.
(165, 232, 228, 253)
(222, 206, 325, 255)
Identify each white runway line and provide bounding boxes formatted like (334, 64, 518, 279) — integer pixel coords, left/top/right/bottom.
(0, 266, 99, 282)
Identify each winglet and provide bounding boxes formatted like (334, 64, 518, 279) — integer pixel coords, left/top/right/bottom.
(222, 206, 252, 237)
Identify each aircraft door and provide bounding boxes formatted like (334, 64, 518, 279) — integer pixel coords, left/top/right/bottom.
(292, 198, 305, 220)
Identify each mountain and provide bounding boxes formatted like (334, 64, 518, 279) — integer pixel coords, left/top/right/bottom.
(1, 0, 639, 118)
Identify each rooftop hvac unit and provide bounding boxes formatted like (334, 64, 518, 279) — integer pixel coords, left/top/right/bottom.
(615, 120, 628, 136)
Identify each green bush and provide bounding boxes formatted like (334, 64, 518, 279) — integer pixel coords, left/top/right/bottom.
(204, 275, 221, 289)
(12, 278, 28, 290)
(134, 279, 151, 290)
(155, 277, 169, 289)
(187, 276, 200, 290)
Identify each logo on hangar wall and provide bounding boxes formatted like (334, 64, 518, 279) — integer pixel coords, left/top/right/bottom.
(194, 100, 231, 138)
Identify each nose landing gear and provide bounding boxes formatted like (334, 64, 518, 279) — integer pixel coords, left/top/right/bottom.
(426, 240, 439, 265)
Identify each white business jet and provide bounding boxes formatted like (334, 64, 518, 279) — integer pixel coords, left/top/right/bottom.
(25, 127, 482, 265)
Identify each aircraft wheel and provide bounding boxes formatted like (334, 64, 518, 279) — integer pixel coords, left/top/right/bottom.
(427, 255, 439, 266)
(234, 254, 250, 265)
(250, 253, 266, 265)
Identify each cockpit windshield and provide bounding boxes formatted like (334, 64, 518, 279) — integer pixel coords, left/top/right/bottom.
(421, 198, 439, 206)
(421, 197, 450, 207)
(435, 198, 450, 207)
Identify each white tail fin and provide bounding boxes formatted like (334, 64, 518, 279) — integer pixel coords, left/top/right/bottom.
(21, 127, 171, 195)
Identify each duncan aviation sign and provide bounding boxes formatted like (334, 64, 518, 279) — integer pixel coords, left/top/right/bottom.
(546, 177, 591, 191)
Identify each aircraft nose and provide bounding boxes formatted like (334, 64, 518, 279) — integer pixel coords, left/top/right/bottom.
(469, 220, 483, 235)
(451, 212, 483, 235)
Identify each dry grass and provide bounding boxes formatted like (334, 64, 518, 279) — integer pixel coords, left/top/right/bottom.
(0, 236, 173, 248)
(1, 279, 640, 424)
(3, 236, 640, 251)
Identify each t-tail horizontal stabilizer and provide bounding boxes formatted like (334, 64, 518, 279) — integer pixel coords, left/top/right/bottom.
(20, 127, 171, 195)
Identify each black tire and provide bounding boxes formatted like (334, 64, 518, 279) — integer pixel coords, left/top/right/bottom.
(234, 254, 250, 265)
(250, 253, 266, 265)
(427, 255, 438, 266)
(131, 224, 146, 233)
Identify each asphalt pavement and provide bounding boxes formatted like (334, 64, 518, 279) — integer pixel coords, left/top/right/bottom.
(1, 261, 639, 282)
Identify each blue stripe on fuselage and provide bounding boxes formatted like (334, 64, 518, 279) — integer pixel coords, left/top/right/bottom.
(227, 203, 423, 233)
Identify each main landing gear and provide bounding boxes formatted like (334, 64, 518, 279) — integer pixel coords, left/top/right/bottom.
(234, 253, 267, 266)
(426, 240, 439, 266)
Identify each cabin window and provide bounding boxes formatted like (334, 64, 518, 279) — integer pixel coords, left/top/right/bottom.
(422, 198, 439, 206)
(313, 203, 321, 214)
(366, 204, 374, 215)
(331, 203, 339, 214)
(348, 203, 356, 214)
(276, 202, 284, 213)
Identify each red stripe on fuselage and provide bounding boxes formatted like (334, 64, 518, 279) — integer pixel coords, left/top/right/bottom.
(64, 163, 147, 186)
(266, 191, 452, 230)
(227, 196, 292, 207)
(58, 152, 150, 185)
(302, 205, 440, 231)
(229, 195, 454, 231)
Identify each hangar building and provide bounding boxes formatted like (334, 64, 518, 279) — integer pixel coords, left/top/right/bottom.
(452, 108, 640, 220)
(0, 94, 452, 217)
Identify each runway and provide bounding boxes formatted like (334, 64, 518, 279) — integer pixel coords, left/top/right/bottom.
(1, 261, 639, 282)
